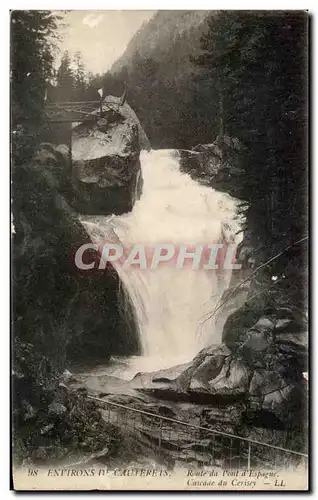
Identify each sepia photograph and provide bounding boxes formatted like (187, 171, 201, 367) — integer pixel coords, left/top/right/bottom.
(10, 8, 309, 491)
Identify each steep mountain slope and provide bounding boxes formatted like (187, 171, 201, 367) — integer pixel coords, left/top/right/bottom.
(111, 11, 210, 75)
(109, 11, 214, 148)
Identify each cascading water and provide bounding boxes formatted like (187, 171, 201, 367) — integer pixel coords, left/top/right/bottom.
(81, 149, 242, 376)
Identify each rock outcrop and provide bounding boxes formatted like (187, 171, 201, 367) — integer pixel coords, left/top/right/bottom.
(71, 96, 148, 215)
(122, 305, 307, 437)
(13, 341, 122, 465)
(179, 135, 246, 200)
(69, 320, 307, 468)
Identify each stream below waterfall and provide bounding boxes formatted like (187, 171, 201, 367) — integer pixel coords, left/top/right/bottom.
(80, 149, 242, 381)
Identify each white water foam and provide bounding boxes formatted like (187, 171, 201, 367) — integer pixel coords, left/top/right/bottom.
(82, 149, 242, 372)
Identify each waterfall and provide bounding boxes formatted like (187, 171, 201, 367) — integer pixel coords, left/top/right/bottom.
(81, 149, 242, 372)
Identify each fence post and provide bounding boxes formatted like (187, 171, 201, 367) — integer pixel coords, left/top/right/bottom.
(158, 418, 163, 454)
(247, 441, 251, 472)
(68, 124, 72, 178)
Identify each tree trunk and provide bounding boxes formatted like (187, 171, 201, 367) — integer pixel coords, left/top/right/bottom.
(219, 79, 224, 137)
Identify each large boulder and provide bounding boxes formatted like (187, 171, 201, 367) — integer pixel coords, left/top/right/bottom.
(125, 303, 306, 428)
(179, 134, 246, 199)
(71, 96, 148, 215)
(222, 302, 262, 348)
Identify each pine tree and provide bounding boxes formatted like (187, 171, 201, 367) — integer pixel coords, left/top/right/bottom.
(11, 10, 62, 163)
(72, 51, 87, 101)
(55, 50, 74, 102)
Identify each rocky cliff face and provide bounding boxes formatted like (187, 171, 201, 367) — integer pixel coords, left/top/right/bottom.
(12, 104, 146, 462)
(13, 139, 141, 365)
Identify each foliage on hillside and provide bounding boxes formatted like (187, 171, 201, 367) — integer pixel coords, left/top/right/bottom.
(11, 11, 139, 463)
(90, 11, 308, 310)
(11, 10, 62, 164)
(13, 340, 122, 465)
(195, 12, 308, 306)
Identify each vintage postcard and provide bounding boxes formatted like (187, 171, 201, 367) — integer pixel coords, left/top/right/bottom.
(11, 10, 309, 491)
